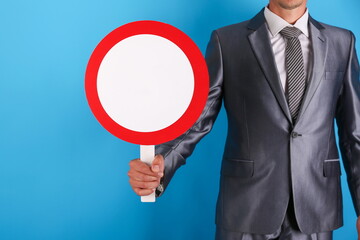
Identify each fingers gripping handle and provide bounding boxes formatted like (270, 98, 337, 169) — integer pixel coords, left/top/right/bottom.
(140, 145, 155, 202)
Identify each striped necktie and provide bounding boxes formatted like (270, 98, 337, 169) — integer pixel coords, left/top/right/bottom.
(280, 26, 306, 123)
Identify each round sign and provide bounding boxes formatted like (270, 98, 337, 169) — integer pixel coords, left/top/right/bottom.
(85, 21, 209, 145)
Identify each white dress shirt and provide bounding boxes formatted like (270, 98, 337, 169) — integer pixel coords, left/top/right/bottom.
(264, 7, 312, 92)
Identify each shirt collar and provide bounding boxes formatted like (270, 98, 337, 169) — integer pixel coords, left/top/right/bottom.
(264, 6, 309, 38)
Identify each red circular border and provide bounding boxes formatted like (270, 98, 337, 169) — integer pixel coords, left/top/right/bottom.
(85, 21, 209, 145)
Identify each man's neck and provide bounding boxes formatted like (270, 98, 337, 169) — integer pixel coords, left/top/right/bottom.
(268, 2, 307, 24)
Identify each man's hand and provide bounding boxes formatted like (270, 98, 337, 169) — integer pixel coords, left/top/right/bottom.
(128, 155, 164, 196)
(357, 217, 360, 240)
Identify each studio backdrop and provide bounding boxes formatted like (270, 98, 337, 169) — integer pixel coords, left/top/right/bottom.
(0, 0, 359, 239)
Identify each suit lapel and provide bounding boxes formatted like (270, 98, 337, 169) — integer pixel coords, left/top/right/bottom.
(247, 10, 293, 124)
(297, 17, 327, 121)
(247, 12, 328, 126)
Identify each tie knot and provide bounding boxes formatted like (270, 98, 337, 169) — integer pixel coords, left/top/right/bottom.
(280, 26, 302, 39)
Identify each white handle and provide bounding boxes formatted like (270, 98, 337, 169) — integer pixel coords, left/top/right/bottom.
(140, 145, 155, 202)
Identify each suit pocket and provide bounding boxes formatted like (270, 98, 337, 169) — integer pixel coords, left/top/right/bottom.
(325, 71, 344, 81)
(221, 158, 254, 178)
(323, 159, 341, 177)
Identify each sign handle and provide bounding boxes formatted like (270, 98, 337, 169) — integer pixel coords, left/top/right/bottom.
(140, 145, 155, 202)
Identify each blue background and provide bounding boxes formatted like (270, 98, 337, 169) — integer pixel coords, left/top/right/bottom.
(0, 0, 359, 239)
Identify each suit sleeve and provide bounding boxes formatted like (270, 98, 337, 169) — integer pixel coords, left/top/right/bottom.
(335, 32, 360, 216)
(155, 31, 224, 196)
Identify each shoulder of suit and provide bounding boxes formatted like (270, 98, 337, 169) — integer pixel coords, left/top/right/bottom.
(214, 20, 251, 36)
(311, 18, 355, 40)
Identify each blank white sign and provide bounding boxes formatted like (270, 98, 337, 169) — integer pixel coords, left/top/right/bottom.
(97, 34, 194, 132)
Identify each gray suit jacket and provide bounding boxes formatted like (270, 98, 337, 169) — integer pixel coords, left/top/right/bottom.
(156, 9, 360, 234)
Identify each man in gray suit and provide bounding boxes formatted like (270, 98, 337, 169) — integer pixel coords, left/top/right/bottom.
(127, 0, 360, 239)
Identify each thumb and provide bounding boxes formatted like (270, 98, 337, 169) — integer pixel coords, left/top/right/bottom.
(151, 155, 164, 176)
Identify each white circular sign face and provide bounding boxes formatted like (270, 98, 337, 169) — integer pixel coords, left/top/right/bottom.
(97, 34, 194, 132)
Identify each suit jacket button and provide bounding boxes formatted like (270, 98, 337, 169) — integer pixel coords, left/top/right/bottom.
(291, 132, 299, 138)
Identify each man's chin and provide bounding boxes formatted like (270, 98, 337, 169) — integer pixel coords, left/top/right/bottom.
(279, 1, 304, 10)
